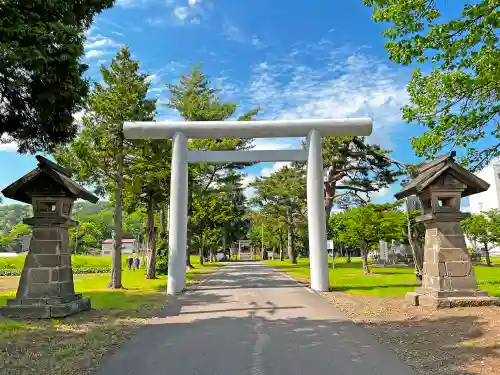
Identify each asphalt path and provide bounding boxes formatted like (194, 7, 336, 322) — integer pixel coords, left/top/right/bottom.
(95, 262, 418, 375)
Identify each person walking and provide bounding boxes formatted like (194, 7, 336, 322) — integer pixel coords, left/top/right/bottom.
(126, 255, 133, 271)
(133, 255, 140, 270)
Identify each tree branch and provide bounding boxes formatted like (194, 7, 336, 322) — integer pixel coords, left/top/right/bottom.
(336, 185, 377, 193)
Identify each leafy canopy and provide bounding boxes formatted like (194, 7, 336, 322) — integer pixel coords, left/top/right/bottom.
(364, 0, 500, 170)
(0, 0, 114, 152)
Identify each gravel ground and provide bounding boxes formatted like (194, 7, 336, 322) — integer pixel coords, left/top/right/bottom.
(322, 291, 500, 375)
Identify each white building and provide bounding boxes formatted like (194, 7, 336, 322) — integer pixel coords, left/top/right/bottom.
(101, 239, 138, 256)
(468, 162, 500, 255)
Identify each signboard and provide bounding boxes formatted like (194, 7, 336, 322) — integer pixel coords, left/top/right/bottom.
(326, 240, 334, 250)
(379, 240, 389, 262)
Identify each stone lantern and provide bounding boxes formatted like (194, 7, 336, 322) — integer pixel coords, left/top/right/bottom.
(395, 152, 500, 308)
(0, 156, 98, 318)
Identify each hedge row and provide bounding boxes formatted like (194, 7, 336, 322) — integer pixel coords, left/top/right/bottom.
(0, 267, 111, 276)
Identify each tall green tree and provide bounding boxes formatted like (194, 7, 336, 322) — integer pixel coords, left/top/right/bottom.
(322, 136, 404, 221)
(250, 166, 306, 264)
(0, 1, 114, 152)
(365, 0, 500, 170)
(331, 204, 406, 274)
(70, 222, 102, 254)
(54, 47, 156, 288)
(462, 209, 500, 266)
(124, 140, 171, 279)
(166, 66, 259, 267)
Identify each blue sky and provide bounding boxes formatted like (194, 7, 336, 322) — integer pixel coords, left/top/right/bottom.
(0, 0, 472, 205)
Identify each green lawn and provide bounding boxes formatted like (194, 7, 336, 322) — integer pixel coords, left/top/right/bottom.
(0, 254, 129, 270)
(0, 256, 224, 375)
(265, 257, 500, 297)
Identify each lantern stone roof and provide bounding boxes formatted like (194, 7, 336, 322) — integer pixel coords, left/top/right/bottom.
(394, 152, 490, 200)
(1, 156, 99, 204)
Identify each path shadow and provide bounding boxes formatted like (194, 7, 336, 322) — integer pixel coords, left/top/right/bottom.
(93, 308, 500, 375)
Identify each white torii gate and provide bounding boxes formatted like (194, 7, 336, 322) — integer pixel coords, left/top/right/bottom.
(124, 118, 372, 295)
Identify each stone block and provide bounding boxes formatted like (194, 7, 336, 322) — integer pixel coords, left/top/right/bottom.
(59, 281, 75, 296)
(28, 240, 61, 254)
(50, 298, 91, 318)
(49, 267, 74, 283)
(405, 292, 420, 306)
(29, 282, 65, 297)
(61, 255, 72, 267)
(422, 275, 447, 290)
(32, 228, 62, 241)
(424, 262, 446, 277)
(445, 261, 471, 277)
(29, 268, 51, 283)
(34, 254, 62, 267)
(0, 297, 91, 318)
(0, 304, 52, 319)
(437, 222, 462, 235)
(447, 275, 479, 290)
(437, 248, 470, 262)
(438, 233, 467, 249)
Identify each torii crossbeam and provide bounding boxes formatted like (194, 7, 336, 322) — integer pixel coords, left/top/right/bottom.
(124, 118, 373, 295)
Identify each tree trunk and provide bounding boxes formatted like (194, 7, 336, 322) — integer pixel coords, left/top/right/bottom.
(145, 193, 157, 279)
(325, 198, 334, 225)
(361, 248, 370, 275)
(109, 136, 123, 289)
(287, 208, 297, 264)
(279, 235, 284, 261)
(346, 248, 351, 263)
(406, 205, 423, 281)
(199, 231, 204, 265)
(484, 244, 491, 266)
(186, 225, 194, 269)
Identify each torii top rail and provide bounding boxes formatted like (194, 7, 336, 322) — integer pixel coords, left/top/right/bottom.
(124, 118, 373, 295)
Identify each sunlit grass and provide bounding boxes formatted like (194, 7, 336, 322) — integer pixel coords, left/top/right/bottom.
(266, 257, 500, 297)
(0, 256, 225, 375)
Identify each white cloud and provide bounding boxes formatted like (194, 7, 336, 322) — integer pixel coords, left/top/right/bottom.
(251, 36, 266, 49)
(0, 134, 18, 152)
(85, 50, 105, 59)
(84, 37, 118, 49)
(188, 0, 201, 6)
(232, 41, 410, 147)
(251, 138, 300, 150)
(223, 21, 245, 43)
(115, 0, 154, 7)
(173, 6, 189, 21)
(145, 74, 158, 83)
(147, 17, 167, 27)
(260, 162, 291, 178)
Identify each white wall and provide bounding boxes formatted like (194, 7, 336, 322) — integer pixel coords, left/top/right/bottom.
(101, 242, 137, 256)
(469, 164, 500, 214)
(467, 163, 500, 256)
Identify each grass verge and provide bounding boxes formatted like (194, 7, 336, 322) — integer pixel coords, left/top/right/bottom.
(265, 257, 500, 297)
(0, 257, 224, 375)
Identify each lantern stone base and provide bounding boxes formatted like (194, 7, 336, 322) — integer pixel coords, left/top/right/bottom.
(405, 291, 500, 309)
(0, 294, 91, 319)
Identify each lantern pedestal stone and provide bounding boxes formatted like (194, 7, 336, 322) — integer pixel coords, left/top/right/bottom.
(407, 213, 500, 309)
(395, 152, 500, 309)
(0, 156, 98, 319)
(1, 216, 90, 318)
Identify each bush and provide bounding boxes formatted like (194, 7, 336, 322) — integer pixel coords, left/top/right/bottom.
(156, 255, 168, 275)
(0, 267, 111, 276)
